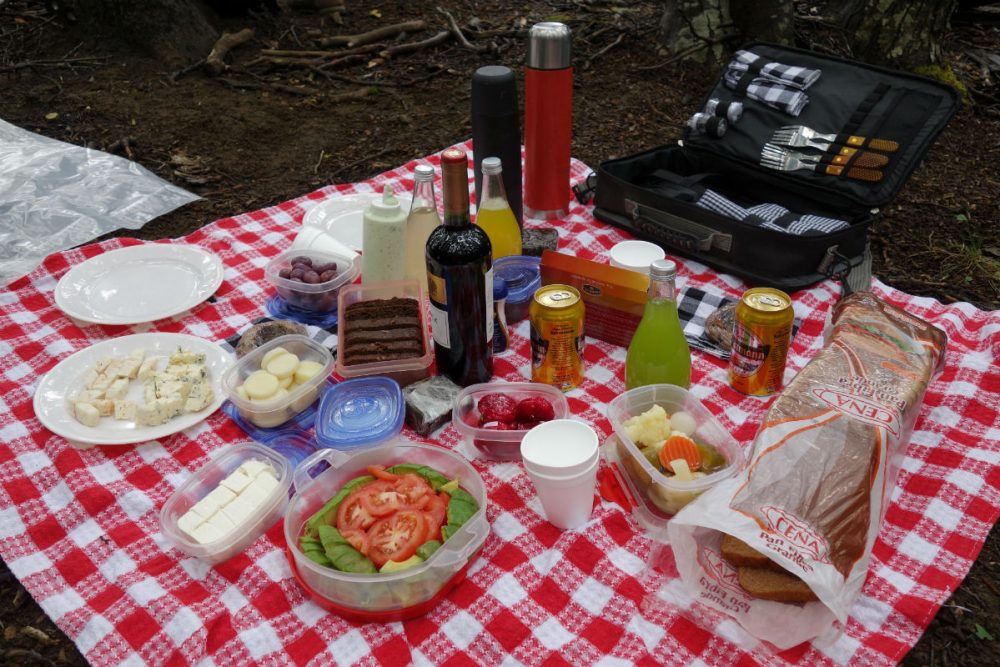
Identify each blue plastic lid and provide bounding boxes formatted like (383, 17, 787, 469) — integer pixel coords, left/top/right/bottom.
(264, 431, 320, 468)
(266, 294, 339, 329)
(493, 276, 508, 300)
(493, 255, 541, 304)
(315, 376, 404, 450)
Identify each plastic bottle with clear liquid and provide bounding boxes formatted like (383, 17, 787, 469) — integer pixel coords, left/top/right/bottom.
(404, 165, 442, 292)
(475, 157, 522, 259)
(625, 259, 692, 389)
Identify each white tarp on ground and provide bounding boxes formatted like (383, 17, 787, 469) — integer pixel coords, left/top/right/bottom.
(0, 119, 198, 285)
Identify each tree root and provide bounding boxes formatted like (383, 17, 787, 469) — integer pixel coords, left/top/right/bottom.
(205, 28, 255, 76)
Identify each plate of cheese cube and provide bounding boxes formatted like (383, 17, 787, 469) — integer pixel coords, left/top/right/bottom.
(33, 333, 232, 445)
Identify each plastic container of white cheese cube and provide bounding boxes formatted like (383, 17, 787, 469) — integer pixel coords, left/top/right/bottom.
(221, 334, 333, 429)
(160, 442, 292, 563)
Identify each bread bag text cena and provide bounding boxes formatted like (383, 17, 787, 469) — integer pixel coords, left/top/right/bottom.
(668, 292, 947, 648)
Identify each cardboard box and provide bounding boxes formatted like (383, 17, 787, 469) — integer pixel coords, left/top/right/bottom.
(539, 250, 648, 348)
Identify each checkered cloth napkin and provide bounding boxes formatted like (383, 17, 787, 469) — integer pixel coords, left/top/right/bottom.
(697, 190, 851, 235)
(1, 141, 998, 666)
(723, 50, 821, 116)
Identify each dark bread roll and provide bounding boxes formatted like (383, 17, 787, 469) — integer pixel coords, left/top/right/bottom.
(235, 320, 307, 358)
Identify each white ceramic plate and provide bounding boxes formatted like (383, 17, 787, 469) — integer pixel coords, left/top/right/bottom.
(34, 333, 232, 446)
(302, 192, 412, 253)
(55, 244, 224, 325)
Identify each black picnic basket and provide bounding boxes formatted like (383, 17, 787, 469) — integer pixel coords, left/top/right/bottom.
(592, 42, 959, 291)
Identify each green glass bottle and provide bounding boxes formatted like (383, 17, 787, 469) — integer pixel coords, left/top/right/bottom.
(625, 259, 692, 389)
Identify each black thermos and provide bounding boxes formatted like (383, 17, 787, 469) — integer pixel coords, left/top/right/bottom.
(471, 65, 523, 228)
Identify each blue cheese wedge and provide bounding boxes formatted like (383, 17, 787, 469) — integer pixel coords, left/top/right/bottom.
(177, 459, 280, 545)
(135, 396, 184, 427)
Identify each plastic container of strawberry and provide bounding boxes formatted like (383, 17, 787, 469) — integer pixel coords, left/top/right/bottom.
(451, 382, 569, 461)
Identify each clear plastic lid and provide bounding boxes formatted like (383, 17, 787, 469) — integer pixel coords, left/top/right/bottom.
(314, 376, 405, 450)
(493, 255, 541, 304)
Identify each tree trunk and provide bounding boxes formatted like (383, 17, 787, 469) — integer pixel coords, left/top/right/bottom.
(658, 0, 737, 64)
(72, 0, 220, 66)
(838, 0, 958, 69)
(658, 0, 793, 64)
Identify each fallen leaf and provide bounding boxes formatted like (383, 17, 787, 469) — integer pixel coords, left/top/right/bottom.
(45, 112, 58, 120)
(983, 246, 1000, 258)
(370, 9, 381, 18)
(975, 623, 994, 641)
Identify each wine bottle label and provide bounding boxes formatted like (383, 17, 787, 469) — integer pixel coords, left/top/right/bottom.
(430, 303, 450, 348)
(484, 267, 494, 344)
(427, 271, 450, 348)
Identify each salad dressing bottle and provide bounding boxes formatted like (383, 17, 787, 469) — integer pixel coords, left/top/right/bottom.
(404, 165, 442, 292)
(361, 185, 406, 284)
(625, 259, 691, 389)
(475, 157, 522, 259)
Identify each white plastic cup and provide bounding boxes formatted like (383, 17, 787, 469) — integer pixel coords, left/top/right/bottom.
(524, 457, 599, 530)
(520, 419, 600, 529)
(291, 226, 359, 259)
(609, 240, 666, 273)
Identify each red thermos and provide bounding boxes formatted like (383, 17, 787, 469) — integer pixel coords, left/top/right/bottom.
(524, 22, 572, 220)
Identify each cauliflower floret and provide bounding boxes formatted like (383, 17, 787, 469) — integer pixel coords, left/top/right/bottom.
(622, 404, 672, 447)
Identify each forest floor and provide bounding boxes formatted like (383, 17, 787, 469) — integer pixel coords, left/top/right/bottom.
(1, 0, 998, 665)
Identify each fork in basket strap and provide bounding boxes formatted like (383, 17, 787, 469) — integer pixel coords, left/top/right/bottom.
(760, 144, 884, 182)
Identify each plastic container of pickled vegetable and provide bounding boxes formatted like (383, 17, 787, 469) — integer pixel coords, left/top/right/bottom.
(604, 384, 745, 539)
(284, 438, 489, 621)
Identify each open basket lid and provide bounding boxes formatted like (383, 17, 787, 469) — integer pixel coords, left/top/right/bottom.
(681, 42, 960, 211)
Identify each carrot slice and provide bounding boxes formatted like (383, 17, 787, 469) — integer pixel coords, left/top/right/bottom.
(658, 434, 702, 473)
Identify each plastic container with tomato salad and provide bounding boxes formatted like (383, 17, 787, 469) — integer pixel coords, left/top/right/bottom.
(603, 385, 745, 540)
(284, 439, 489, 621)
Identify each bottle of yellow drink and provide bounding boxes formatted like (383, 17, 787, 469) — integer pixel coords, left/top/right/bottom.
(625, 259, 691, 389)
(475, 157, 522, 259)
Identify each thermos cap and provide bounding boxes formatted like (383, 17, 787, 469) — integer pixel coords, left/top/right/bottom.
(527, 22, 572, 70)
(472, 65, 518, 116)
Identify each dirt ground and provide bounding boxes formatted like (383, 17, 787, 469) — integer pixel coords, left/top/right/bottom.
(1, 1, 998, 665)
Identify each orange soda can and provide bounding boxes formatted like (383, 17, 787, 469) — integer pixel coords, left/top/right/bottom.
(728, 288, 793, 396)
(530, 284, 585, 391)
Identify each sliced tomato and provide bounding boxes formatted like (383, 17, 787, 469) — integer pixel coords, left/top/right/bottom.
(335, 488, 377, 532)
(367, 464, 400, 482)
(421, 492, 448, 541)
(367, 510, 427, 568)
(394, 473, 434, 507)
(341, 528, 370, 556)
(358, 480, 405, 517)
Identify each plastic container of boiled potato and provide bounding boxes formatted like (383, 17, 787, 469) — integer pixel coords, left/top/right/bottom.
(221, 334, 333, 428)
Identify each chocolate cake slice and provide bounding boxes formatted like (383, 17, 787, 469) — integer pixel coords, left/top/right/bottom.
(342, 297, 424, 366)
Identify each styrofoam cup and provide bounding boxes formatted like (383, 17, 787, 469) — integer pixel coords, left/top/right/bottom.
(520, 419, 599, 478)
(525, 456, 599, 530)
(609, 240, 665, 273)
(291, 226, 359, 259)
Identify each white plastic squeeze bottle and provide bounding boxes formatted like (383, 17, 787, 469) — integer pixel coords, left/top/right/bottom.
(361, 185, 406, 284)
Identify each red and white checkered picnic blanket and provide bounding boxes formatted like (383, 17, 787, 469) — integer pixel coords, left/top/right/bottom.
(1, 141, 998, 666)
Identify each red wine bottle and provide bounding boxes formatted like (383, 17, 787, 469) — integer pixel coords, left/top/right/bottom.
(426, 148, 494, 386)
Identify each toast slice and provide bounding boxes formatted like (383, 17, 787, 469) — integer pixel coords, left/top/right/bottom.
(720, 534, 784, 571)
(736, 566, 818, 603)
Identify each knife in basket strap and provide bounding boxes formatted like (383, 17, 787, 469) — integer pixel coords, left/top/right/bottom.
(838, 134, 899, 153)
(828, 147, 890, 169)
(821, 164, 883, 182)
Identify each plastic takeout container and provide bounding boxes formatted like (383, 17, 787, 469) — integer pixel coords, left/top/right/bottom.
(335, 279, 432, 387)
(605, 385, 744, 538)
(314, 376, 404, 451)
(452, 382, 569, 461)
(160, 443, 292, 564)
(221, 334, 334, 429)
(284, 439, 489, 621)
(609, 240, 665, 274)
(493, 255, 541, 323)
(265, 248, 360, 313)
